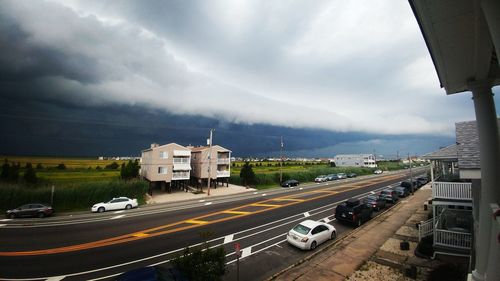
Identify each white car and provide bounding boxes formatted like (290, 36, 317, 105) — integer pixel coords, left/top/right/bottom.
(315, 175, 328, 182)
(287, 220, 337, 250)
(91, 197, 138, 213)
(374, 169, 383, 174)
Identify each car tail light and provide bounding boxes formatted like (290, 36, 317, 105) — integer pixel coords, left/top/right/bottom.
(353, 214, 357, 221)
(300, 237, 309, 242)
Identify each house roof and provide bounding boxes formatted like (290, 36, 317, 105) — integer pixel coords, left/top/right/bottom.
(189, 145, 231, 153)
(422, 144, 458, 161)
(455, 119, 500, 169)
(409, 0, 500, 95)
(141, 143, 188, 153)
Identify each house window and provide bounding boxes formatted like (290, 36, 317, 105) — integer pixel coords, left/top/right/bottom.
(158, 167, 167, 174)
(159, 151, 168, 159)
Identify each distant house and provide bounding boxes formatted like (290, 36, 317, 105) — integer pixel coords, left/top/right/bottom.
(332, 154, 377, 168)
(188, 145, 231, 188)
(140, 143, 191, 193)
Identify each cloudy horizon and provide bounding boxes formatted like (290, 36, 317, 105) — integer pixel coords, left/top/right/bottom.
(0, 0, 497, 157)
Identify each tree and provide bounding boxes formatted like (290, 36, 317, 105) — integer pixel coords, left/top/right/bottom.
(8, 162, 20, 182)
(57, 163, 66, 170)
(239, 162, 256, 187)
(24, 162, 37, 184)
(36, 163, 43, 169)
(329, 161, 336, 167)
(105, 162, 119, 170)
(121, 160, 140, 180)
(1, 159, 9, 180)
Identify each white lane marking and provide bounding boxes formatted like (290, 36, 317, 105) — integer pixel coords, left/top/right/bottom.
(223, 234, 234, 244)
(241, 247, 252, 258)
(113, 211, 124, 214)
(46, 276, 66, 281)
(323, 217, 331, 223)
(199, 200, 205, 202)
(303, 212, 310, 217)
(110, 215, 125, 220)
(299, 187, 303, 190)
(0, 219, 12, 222)
(253, 192, 258, 194)
(262, 194, 267, 196)
(204, 202, 212, 206)
(0, 224, 6, 227)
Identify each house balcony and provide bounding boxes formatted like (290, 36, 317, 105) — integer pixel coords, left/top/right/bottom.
(172, 171, 190, 180)
(173, 150, 191, 157)
(217, 170, 230, 177)
(217, 158, 230, 165)
(432, 182, 472, 201)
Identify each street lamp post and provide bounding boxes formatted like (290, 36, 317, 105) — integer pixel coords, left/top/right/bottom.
(207, 129, 214, 196)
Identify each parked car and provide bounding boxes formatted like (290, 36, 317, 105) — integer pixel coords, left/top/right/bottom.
(394, 186, 411, 197)
(416, 177, 429, 187)
(287, 220, 337, 250)
(315, 175, 328, 182)
(335, 198, 373, 227)
(374, 169, 383, 174)
(401, 179, 419, 191)
(347, 173, 357, 178)
(337, 173, 347, 179)
(6, 203, 54, 219)
(326, 174, 339, 181)
(91, 197, 138, 213)
(363, 194, 386, 211)
(379, 189, 398, 204)
(281, 179, 299, 187)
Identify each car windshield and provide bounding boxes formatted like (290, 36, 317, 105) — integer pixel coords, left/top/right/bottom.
(395, 187, 404, 191)
(366, 195, 378, 201)
(292, 224, 311, 235)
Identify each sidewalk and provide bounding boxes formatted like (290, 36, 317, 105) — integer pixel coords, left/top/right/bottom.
(272, 185, 436, 281)
(147, 184, 256, 204)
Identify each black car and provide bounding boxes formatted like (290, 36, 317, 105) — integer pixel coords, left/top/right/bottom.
(347, 173, 357, 178)
(335, 198, 373, 227)
(363, 194, 386, 211)
(379, 189, 398, 204)
(6, 203, 54, 219)
(400, 180, 417, 192)
(281, 179, 299, 187)
(394, 186, 410, 197)
(416, 177, 428, 187)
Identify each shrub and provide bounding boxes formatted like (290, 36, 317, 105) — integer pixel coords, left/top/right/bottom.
(57, 163, 66, 170)
(172, 244, 226, 281)
(105, 162, 119, 170)
(23, 163, 37, 184)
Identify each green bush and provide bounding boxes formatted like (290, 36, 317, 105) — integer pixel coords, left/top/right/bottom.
(0, 180, 148, 212)
(172, 244, 226, 281)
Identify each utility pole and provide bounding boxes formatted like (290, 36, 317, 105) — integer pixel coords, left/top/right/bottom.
(280, 136, 283, 183)
(409, 153, 413, 194)
(207, 129, 214, 196)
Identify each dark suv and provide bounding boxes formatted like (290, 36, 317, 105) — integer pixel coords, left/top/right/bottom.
(335, 198, 373, 227)
(380, 189, 398, 204)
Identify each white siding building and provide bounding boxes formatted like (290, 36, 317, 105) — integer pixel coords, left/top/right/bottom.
(333, 154, 377, 168)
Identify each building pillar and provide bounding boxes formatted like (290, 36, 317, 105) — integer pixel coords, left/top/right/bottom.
(430, 160, 435, 182)
(481, 0, 500, 68)
(469, 80, 500, 281)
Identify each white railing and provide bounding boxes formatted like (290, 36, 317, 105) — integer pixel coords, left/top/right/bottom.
(173, 157, 190, 164)
(172, 171, 190, 180)
(434, 229, 472, 250)
(173, 150, 191, 157)
(418, 217, 435, 241)
(432, 182, 472, 200)
(217, 158, 230, 165)
(217, 170, 230, 177)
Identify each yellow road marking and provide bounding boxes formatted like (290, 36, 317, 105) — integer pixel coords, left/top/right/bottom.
(133, 233, 149, 237)
(311, 190, 338, 194)
(250, 203, 280, 208)
(185, 219, 209, 225)
(223, 210, 252, 215)
(271, 198, 305, 202)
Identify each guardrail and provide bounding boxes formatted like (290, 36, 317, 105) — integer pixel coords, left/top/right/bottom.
(432, 182, 472, 200)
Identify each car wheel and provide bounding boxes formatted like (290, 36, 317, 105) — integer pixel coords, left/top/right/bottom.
(310, 241, 317, 250)
(98, 207, 105, 213)
(357, 219, 362, 227)
(8, 213, 15, 219)
(331, 231, 337, 240)
(125, 204, 132, 210)
(38, 212, 45, 218)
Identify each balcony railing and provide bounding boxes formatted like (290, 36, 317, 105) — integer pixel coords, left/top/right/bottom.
(434, 229, 472, 250)
(173, 150, 191, 157)
(173, 157, 190, 164)
(217, 158, 230, 165)
(418, 217, 435, 241)
(172, 171, 190, 180)
(217, 170, 230, 177)
(432, 182, 472, 200)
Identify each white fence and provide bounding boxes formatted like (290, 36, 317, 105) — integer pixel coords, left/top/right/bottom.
(217, 170, 230, 177)
(434, 229, 472, 250)
(432, 182, 472, 200)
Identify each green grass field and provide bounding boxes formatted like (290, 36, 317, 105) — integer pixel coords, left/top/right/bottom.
(0, 155, 128, 169)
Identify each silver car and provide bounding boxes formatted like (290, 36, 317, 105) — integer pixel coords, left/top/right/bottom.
(287, 220, 337, 250)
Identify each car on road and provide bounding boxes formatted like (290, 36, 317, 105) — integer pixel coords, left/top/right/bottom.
(363, 194, 386, 211)
(379, 189, 398, 204)
(91, 197, 138, 213)
(394, 186, 411, 198)
(326, 174, 339, 181)
(335, 198, 373, 227)
(374, 169, 383, 174)
(281, 179, 299, 187)
(347, 173, 357, 178)
(314, 175, 328, 182)
(6, 203, 54, 219)
(416, 176, 429, 187)
(287, 219, 337, 250)
(337, 173, 347, 179)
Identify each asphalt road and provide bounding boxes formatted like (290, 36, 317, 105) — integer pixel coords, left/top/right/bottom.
(0, 168, 427, 281)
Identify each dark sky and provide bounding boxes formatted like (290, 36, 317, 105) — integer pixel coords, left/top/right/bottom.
(0, 0, 462, 158)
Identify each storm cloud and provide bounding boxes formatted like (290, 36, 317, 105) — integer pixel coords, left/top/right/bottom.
(0, 0, 492, 156)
